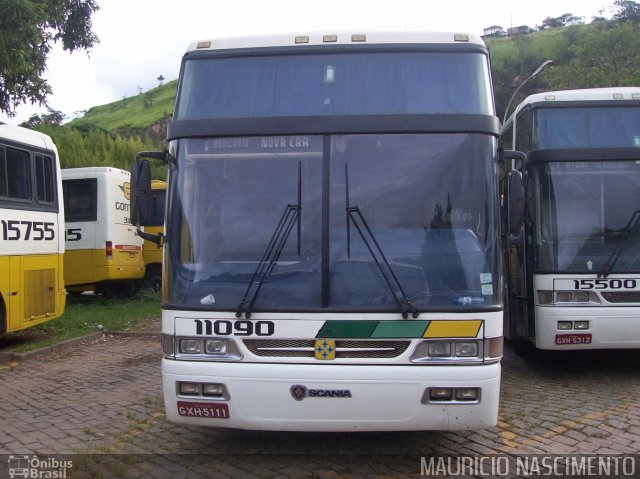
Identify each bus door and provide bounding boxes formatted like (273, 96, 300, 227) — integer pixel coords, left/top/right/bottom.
(501, 168, 530, 341)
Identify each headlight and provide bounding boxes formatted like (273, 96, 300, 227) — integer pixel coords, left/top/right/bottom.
(455, 342, 478, 357)
(173, 337, 243, 361)
(205, 339, 227, 354)
(411, 339, 492, 363)
(180, 339, 202, 354)
(538, 290, 601, 305)
(427, 342, 451, 357)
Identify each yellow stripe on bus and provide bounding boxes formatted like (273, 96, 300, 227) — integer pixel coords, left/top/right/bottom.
(423, 320, 482, 338)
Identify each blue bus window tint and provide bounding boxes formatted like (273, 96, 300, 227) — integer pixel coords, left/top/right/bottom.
(534, 107, 640, 149)
(35, 155, 54, 204)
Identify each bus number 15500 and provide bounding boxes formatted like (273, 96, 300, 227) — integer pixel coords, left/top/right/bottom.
(573, 279, 637, 290)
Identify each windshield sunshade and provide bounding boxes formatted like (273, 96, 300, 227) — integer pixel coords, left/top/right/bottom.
(175, 52, 493, 119)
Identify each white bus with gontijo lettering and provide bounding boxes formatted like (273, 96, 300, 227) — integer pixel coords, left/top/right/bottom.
(0, 124, 66, 334)
(132, 31, 511, 431)
(501, 87, 640, 350)
(62, 167, 144, 298)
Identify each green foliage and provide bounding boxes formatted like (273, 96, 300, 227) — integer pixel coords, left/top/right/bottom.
(0, 0, 99, 116)
(20, 107, 67, 128)
(488, 19, 640, 119)
(34, 123, 165, 178)
(545, 22, 640, 89)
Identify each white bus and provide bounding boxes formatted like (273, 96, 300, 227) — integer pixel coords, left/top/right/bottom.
(132, 32, 509, 431)
(62, 167, 144, 298)
(0, 124, 66, 334)
(501, 87, 640, 350)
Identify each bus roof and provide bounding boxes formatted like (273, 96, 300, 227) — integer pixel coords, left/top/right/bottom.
(516, 87, 640, 112)
(503, 87, 640, 129)
(0, 123, 56, 151)
(186, 31, 485, 53)
(61, 167, 131, 178)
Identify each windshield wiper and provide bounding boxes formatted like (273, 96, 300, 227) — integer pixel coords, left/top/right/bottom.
(598, 209, 640, 278)
(236, 162, 302, 318)
(345, 163, 419, 319)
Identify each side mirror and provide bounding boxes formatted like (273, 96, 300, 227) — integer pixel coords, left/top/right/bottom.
(130, 157, 152, 226)
(131, 151, 166, 246)
(506, 169, 525, 239)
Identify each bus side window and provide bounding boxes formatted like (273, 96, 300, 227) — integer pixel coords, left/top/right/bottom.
(0, 147, 6, 197)
(63, 180, 97, 222)
(35, 154, 55, 204)
(5, 147, 31, 200)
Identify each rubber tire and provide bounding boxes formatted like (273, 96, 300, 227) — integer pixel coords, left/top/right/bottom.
(100, 281, 135, 299)
(141, 264, 162, 293)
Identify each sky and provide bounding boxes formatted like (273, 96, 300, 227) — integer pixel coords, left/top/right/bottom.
(0, 0, 613, 125)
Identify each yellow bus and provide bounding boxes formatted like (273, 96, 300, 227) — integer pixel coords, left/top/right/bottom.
(0, 124, 66, 334)
(62, 167, 144, 298)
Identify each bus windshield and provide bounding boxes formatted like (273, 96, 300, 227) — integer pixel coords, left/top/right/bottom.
(533, 107, 640, 149)
(533, 160, 640, 273)
(168, 133, 498, 312)
(175, 51, 493, 119)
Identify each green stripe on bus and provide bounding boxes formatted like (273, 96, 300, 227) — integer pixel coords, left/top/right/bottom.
(371, 320, 430, 338)
(315, 321, 379, 338)
(315, 320, 431, 338)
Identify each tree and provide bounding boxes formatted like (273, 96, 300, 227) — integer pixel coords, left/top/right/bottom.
(143, 90, 157, 109)
(545, 22, 640, 89)
(157, 75, 165, 86)
(0, 0, 99, 117)
(19, 107, 66, 128)
(537, 13, 584, 30)
(612, 0, 640, 23)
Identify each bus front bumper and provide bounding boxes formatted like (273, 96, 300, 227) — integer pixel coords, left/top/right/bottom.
(162, 359, 500, 431)
(536, 305, 640, 350)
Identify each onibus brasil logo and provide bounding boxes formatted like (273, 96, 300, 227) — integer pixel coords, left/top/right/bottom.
(8, 455, 72, 478)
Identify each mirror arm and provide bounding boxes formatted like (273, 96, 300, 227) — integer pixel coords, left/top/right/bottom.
(137, 229, 164, 246)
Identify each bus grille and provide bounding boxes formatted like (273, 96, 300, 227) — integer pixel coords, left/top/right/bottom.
(602, 292, 640, 303)
(243, 339, 410, 359)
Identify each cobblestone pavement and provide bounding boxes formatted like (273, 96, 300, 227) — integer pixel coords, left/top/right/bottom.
(1, 332, 640, 478)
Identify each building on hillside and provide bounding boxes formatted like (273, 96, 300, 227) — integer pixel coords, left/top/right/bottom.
(507, 25, 534, 36)
(482, 25, 506, 38)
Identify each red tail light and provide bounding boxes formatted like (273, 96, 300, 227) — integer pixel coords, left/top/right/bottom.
(106, 241, 113, 260)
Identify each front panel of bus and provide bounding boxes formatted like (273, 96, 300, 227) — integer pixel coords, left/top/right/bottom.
(527, 104, 640, 349)
(159, 39, 503, 431)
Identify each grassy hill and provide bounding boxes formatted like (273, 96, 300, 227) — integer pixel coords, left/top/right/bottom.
(69, 80, 177, 136)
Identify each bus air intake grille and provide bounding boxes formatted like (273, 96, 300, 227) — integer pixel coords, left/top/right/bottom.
(243, 339, 410, 358)
(601, 291, 640, 303)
